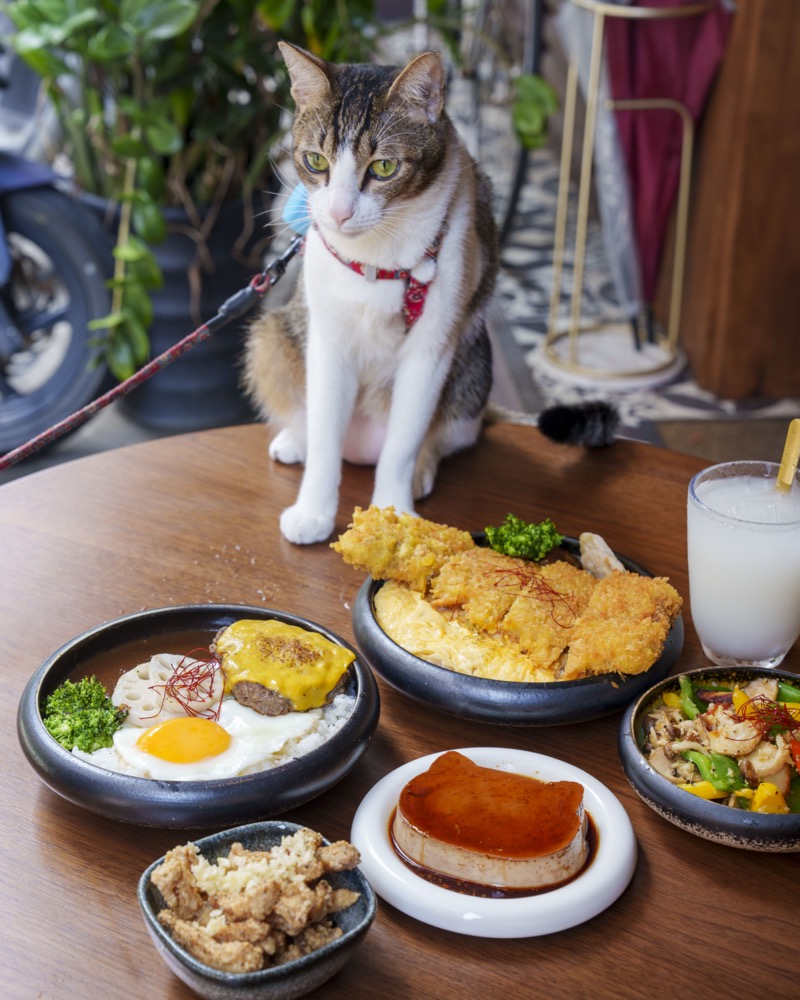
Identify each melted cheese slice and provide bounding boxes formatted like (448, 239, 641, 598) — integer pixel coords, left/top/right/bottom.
(216, 619, 355, 711)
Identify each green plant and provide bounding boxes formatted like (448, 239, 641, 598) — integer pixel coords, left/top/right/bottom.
(8, 0, 378, 379)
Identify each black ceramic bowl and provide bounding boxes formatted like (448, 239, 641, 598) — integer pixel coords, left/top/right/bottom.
(619, 666, 800, 851)
(17, 604, 380, 828)
(352, 537, 683, 726)
(139, 819, 378, 1000)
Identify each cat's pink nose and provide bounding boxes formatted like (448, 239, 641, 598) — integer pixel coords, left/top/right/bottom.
(329, 203, 354, 227)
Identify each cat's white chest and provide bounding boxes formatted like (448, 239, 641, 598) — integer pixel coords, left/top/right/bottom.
(303, 234, 408, 348)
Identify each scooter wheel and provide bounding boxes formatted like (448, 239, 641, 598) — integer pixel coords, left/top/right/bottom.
(0, 186, 113, 453)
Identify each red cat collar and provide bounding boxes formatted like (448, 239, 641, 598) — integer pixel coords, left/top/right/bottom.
(311, 224, 446, 329)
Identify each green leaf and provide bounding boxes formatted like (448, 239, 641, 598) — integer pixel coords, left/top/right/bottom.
(122, 281, 155, 329)
(131, 197, 167, 244)
(87, 311, 126, 331)
(105, 330, 137, 381)
(113, 237, 150, 263)
(516, 74, 559, 114)
(88, 24, 135, 62)
(110, 134, 148, 158)
(119, 0, 200, 42)
(512, 73, 559, 150)
(122, 312, 151, 364)
(136, 156, 167, 201)
(256, 0, 295, 30)
(9, 46, 69, 78)
(143, 118, 183, 156)
(128, 250, 164, 291)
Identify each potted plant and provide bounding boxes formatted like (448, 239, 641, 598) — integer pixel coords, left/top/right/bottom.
(8, 0, 378, 427)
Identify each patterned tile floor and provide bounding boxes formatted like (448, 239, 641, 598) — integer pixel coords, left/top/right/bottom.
(491, 147, 800, 441)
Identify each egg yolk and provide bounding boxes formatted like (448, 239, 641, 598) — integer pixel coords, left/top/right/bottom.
(136, 716, 231, 763)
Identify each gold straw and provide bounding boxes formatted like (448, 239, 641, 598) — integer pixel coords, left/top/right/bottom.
(776, 418, 800, 493)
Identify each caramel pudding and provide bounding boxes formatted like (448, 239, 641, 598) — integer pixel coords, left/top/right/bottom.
(392, 751, 588, 890)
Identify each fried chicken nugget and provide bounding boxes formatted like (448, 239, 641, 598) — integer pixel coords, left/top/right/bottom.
(158, 911, 265, 974)
(562, 572, 682, 678)
(150, 843, 207, 921)
(332, 506, 475, 592)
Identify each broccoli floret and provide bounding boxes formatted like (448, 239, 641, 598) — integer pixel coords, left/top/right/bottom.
(484, 513, 564, 562)
(42, 675, 128, 753)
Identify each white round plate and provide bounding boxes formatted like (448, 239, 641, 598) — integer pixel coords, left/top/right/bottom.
(350, 747, 637, 938)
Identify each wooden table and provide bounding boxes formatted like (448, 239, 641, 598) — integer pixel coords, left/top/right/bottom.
(1, 422, 796, 1000)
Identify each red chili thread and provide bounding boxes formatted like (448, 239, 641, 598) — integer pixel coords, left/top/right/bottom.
(145, 649, 226, 721)
(487, 566, 577, 628)
(732, 694, 800, 739)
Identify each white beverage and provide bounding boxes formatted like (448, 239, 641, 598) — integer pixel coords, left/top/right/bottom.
(687, 465, 800, 667)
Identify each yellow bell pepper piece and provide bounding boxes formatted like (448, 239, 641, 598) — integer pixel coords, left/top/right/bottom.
(678, 780, 728, 800)
(751, 782, 790, 814)
(731, 686, 751, 716)
(662, 691, 681, 709)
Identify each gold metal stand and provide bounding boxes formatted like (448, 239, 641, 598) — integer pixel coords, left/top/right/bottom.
(544, 0, 717, 382)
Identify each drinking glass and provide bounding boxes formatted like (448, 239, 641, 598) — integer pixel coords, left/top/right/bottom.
(687, 460, 800, 668)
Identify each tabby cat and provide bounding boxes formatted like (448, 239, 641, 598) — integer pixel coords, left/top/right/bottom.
(243, 42, 498, 545)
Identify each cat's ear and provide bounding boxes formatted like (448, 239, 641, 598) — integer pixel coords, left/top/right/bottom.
(386, 51, 446, 123)
(278, 41, 331, 109)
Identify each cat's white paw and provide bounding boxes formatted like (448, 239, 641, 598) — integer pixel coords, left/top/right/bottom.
(269, 428, 306, 465)
(279, 505, 335, 545)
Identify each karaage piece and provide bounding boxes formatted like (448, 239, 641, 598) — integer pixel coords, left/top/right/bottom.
(331, 506, 475, 592)
(561, 571, 682, 678)
(150, 843, 208, 921)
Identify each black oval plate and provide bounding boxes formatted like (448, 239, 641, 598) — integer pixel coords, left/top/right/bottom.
(352, 537, 683, 727)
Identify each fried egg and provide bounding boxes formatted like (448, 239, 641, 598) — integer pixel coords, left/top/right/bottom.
(111, 697, 320, 780)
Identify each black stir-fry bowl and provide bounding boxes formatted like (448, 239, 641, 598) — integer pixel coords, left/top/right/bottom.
(352, 537, 683, 726)
(17, 604, 380, 828)
(619, 666, 800, 851)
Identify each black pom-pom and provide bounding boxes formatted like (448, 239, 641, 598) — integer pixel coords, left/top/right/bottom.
(537, 401, 620, 447)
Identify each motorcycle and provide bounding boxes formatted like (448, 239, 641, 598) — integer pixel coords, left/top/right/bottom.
(0, 27, 112, 453)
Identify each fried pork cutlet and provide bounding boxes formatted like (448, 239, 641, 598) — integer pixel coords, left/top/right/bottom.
(331, 505, 475, 592)
(561, 572, 682, 679)
(430, 548, 599, 673)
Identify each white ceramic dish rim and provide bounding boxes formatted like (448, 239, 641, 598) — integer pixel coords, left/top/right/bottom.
(350, 747, 637, 938)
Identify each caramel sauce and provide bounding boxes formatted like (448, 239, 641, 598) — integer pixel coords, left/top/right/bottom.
(390, 808, 598, 898)
(397, 751, 584, 857)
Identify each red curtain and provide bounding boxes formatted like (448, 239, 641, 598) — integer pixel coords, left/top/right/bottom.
(605, 0, 733, 301)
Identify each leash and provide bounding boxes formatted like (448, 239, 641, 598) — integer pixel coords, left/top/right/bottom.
(0, 234, 303, 472)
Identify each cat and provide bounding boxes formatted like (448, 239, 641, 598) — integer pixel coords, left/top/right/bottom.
(243, 42, 498, 545)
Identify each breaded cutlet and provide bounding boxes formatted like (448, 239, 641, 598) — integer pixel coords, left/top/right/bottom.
(331, 505, 475, 592)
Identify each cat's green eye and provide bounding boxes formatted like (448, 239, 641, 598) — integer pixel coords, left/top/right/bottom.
(369, 158, 399, 180)
(304, 152, 329, 173)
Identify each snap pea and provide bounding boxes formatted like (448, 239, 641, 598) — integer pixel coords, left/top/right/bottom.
(777, 680, 800, 703)
(682, 749, 747, 793)
(678, 675, 705, 720)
